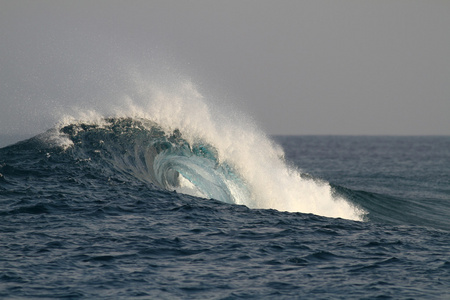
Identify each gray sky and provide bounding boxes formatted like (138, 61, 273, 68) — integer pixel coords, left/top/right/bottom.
(1, 0, 449, 138)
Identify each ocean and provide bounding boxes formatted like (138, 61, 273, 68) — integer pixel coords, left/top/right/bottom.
(1, 97, 449, 299)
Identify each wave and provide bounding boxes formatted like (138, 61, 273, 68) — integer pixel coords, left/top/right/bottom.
(50, 116, 364, 221)
(2, 82, 365, 220)
(49, 103, 364, 221)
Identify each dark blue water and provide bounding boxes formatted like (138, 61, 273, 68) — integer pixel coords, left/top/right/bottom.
(1, 121, 449, 299)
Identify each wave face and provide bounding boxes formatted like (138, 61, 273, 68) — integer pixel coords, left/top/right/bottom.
(60, 118, 251, 205)
(54, 115, 364, 221)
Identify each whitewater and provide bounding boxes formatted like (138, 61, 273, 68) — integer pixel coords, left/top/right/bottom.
(1, 80, 449, 299)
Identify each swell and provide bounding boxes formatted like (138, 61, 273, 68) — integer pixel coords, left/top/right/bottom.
(335, 185, 450, 230)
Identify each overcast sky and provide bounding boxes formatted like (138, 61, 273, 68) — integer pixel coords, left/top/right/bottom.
(1, 0, 449, 139)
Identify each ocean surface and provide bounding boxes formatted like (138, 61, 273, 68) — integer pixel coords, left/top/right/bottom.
(1, 117, 449, 299)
